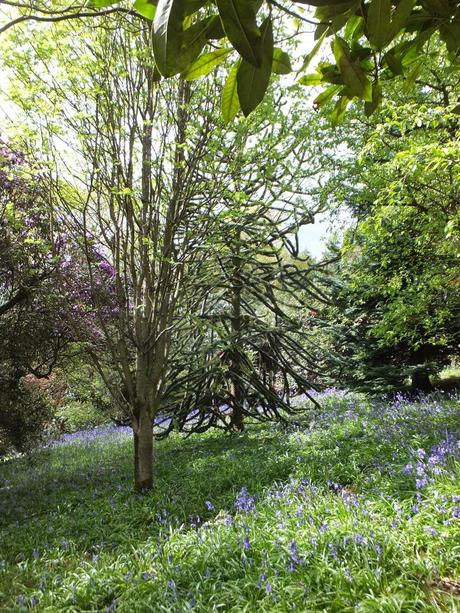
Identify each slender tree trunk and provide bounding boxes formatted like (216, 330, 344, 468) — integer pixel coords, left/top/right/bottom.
(230, 229, 244, 432)
(133, 405, 153, 492)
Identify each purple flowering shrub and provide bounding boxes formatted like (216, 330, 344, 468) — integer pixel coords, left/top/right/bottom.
(0, 143, 121, 451)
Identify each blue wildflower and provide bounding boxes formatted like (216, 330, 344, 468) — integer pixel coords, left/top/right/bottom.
(402, 463, 413, 475)
(234, 487, 256, 513)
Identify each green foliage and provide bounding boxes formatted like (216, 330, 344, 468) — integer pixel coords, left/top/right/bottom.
(0, 381, 56, 454)
(3, 0, 459, 120)
(215, 0, 262, 67)
(56, 400, 110, 433)
(236, 16, 273, 116)
(183, 47, 231, 79)
(1, 392, 460, 609)
(305, 48, 460, 392)
(144, 0, 460, 119)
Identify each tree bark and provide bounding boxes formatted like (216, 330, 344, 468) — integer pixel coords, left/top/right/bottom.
(229, 229, 244, 432)
(133, 406, 153, 492)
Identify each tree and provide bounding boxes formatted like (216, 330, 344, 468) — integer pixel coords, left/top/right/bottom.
(1, 0, 459, 120)
(0, 143, 66, 381)
(0, 142, 119, 450)
(309, 53, 460, 392)
(159, 113, 329, 433)
(4, 8, 339, 486)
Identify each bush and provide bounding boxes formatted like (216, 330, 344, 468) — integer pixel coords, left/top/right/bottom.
(0, 380, 57, 454)
(56, 400, 110, 433)
(63, 361, 116, 413)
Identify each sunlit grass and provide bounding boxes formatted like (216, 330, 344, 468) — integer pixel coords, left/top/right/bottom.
(1, 391, 459, 611)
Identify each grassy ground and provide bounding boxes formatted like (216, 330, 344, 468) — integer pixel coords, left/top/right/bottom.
(1, 390, 460, 612)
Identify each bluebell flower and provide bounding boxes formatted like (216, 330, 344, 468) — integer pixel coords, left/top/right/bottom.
(17, 594, 27, 608)
(257, 574, 267, 588)
(167, 579, 178, 599)
(416, 477, 429, 489)
(142, 572, 154, 581)
(289, 540, 300, 564)
(234, 487, 256, 513)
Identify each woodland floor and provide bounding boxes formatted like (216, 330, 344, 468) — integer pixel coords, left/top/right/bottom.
(1, 390, 460, 612)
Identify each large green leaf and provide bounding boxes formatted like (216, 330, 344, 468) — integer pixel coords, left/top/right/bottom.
(421, 0, 451, 16)
(153, 0, 186, 76)
(183, 48, 232, 80)
(221, 61, 240, 122)
(180, 17, 218, 70)
(313, 84, 341, 108)
(298, 73, 324, 85)
(133, 0, 156, 19)
(383, 49, 404, 74)
(333, 36, 372, 100)
(367, 0, 391, 49)
(315, 0, 359, 19)
(272, 48, 292, 74)
(440, 19, 460, 54)
(344, 15, 365, 40)
(330, 94, 350, 126)
(364, 80, 382, 116)
(154, 2, 216, 77)
(299, 31, 326, 72)
(184, 0, 208, 15)
(389, 0, 416, 39)
(216, 0, 262, 67)
(294, 0, 359, 6)
(236, 17, 273, 116)
(206, 16, 225, 39)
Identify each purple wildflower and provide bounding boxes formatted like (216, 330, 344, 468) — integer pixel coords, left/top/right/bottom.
(234, 487, 256, 513)
(289, 540, 300, 565)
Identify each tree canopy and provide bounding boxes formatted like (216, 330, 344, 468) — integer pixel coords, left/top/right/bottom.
(1, 0, 459, 120)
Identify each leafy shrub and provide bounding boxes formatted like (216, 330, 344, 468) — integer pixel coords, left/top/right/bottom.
(0, 380, 57, 454)
(56, 400, 110, 433)
(63, 361, 116, 413)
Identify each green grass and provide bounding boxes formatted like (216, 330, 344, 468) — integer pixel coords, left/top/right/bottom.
(1, 391, 460, 612)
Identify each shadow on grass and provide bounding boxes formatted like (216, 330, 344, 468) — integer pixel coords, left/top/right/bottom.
(0, 427, 299, 560)
(1, 403, 453, 564)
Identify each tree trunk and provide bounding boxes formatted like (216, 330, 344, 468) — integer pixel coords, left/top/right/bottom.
(229, 230, 244, 432)
(411, 369, 433, 393)
(133, 406, 153, 492)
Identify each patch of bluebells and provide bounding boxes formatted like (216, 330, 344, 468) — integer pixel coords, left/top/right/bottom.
(235, 487, 256, 513)
(288, 540, 300, 571)
(51, 425, 131, 447)
(402, 436, 460, 492)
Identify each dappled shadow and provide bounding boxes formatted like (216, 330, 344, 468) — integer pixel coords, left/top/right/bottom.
(1, 391, 459, 568)
(0, 426, 301, 562)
